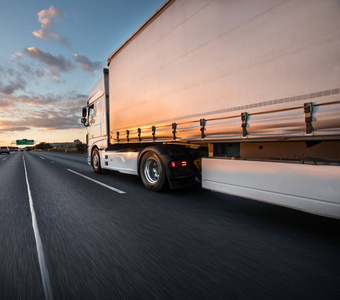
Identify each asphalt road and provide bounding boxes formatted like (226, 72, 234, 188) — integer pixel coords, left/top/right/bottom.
(1, 151, 339, 300)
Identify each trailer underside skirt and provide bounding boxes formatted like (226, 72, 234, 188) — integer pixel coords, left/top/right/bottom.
(202, 158, 340, 219)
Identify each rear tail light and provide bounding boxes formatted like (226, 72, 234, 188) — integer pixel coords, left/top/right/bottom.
(170, 161, 188, 168)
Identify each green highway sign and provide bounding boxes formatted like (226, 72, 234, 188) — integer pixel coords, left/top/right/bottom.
(16, 139, 34, 145)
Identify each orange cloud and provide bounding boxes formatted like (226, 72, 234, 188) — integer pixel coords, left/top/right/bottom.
(32, 6, 70, 47)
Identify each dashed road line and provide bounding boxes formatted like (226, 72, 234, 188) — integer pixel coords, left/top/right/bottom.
(67, 169, 125, 194)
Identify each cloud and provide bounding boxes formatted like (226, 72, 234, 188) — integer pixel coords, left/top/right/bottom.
(32, 6, 70, 47)
(0, 98, 15, 109)
(18, 63, 31, 73)
(52, 75, 61, 82)
(23, 47, 74, 73)
(12, 52, 23, 59)
(0, 81, 26, 95)
(0, 120, 30, 132)
(0, 64, 47, 97)
(0, 92, 87, 132)
(0, 70, 27, 95)
(73, 54, 102, 74)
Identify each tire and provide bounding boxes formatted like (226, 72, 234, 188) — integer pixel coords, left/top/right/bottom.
(91, 148, 102, 174)
(140, 151, 166, 191)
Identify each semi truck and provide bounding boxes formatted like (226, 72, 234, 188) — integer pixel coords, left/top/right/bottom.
(81, 0, 340, 219)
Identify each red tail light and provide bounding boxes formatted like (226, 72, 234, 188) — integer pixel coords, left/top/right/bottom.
(170, 161, 188, 168)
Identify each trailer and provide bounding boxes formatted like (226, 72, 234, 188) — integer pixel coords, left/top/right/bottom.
(82, 0, 340, 218)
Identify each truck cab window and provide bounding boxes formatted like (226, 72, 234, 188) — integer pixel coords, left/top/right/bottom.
(89, 104, 94, 122)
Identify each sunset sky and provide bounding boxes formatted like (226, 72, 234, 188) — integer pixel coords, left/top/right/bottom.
(0, 0, 164, 146)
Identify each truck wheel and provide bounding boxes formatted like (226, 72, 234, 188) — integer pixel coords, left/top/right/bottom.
(140, 151, 166, 191)
(92, 149, 102, 174)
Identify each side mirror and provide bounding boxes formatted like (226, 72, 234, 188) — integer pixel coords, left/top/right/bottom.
(82, 107, 87, 118)
(81, 107, 88, 126)
(81, 117, 87, 125)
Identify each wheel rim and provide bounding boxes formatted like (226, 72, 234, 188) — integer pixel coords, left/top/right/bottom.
(93, 153, 99, 169)
(144, 158, 159, 183)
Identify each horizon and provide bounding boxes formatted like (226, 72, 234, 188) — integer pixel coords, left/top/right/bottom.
(4, 139, 84, 148)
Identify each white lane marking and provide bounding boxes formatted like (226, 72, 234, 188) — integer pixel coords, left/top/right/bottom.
(22, 154, 54, 300)
(39, 156, 45, 160)
(67, 169, 125, 194)
(2, 157, 7, 161)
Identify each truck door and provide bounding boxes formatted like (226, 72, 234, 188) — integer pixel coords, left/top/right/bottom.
(88, 100, 101, 139)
